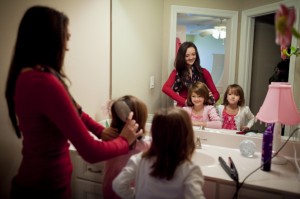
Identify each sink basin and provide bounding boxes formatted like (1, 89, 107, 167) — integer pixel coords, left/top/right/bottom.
(192, 149, 216, 166)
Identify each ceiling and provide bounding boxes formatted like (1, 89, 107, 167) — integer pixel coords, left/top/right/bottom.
(177, 13, 228, 35)
(177, 13, 275, 35)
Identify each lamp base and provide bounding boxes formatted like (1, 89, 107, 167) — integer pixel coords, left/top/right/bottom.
(272, 155, 287, 165)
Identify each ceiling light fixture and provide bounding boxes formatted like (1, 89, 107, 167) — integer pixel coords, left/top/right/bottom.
(212, 26, 226, 39)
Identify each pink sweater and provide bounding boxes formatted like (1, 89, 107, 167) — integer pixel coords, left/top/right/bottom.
(103, 139, 151, 199)
(183, 106, 222, 129)
(13, 69, 129, 197)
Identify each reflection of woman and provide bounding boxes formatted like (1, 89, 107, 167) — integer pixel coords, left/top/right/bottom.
(162, 41, 219, 107)
(5, 6, 141, 198)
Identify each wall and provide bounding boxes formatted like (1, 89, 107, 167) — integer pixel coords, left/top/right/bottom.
(0, 0, 110, 197)
(111, 0, 164, 114)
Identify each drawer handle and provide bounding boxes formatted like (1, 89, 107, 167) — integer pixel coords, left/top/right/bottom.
(87, 167, 102, 173)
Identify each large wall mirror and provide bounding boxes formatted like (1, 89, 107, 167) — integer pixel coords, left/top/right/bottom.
(112, 0, 300, 140)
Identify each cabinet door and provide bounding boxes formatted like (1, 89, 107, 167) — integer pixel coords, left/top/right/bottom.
(218, 183, 282, 199)
(75, 155, 104, 183)
(203, 179, 217, 199)
(74, 178, 103, 199)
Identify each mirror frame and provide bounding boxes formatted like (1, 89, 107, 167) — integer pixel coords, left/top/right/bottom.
(168, 5, 239, 86)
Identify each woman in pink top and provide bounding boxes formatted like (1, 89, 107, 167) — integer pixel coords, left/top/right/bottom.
(183, 82, 222, 129)
(102, 95, 151, 199)
(5, 6, 141, 199)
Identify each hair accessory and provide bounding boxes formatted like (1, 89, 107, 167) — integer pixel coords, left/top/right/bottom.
(114, 100, 131, 122)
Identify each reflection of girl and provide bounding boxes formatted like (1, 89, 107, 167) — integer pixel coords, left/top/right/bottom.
(162, 41, 219, 107)
(102, 95, 151, 199)
(217, 84, 256, 131)
(112, 107, 205, 199)
(183, 82, 222, 128)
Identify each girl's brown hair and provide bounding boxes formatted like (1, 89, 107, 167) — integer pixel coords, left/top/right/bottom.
(222, 84, 245, 106)
(186, 82, 210, 106)
(143, 107, 195, 180)
(110, 95, 148, 134)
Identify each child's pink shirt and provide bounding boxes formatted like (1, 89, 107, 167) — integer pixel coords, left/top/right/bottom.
(102, 138, 151, 199)
(183, 105, 222, 129)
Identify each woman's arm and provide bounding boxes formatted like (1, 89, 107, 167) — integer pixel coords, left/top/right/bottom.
(162, 69, 186, 106)
(37, 75, 142, 163)
(81, 111, 105, 138)
(202, 68, 220, 102)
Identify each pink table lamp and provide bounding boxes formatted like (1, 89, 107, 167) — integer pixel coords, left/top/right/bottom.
(256, 82, 300, 164)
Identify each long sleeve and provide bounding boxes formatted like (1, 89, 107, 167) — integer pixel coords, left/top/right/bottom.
(205, 106, 222, 129)
(112, 153, 141, 199)
(16, 71, 129, 164)
(162, 69, 186, 106)
(81, 111, 105, 138)
(239, 106, 256, 129)
(183, 164, 206, 199)
(202, 68, 220, 102)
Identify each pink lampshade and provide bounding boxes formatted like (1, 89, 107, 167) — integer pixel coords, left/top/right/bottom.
(256, 82, 300, 125)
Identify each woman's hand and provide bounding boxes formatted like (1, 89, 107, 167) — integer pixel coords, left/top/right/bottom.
(119, 112, 143, 145)
(101, 127, 119, 141)
(241, 126, 250, 132)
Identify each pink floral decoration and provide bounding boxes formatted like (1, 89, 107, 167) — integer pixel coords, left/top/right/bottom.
(275, 4, 295, 48)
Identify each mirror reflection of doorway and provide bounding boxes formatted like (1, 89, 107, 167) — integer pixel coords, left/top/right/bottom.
(250, 13, 282, 133)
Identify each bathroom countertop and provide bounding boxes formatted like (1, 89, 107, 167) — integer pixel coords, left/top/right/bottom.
(192, 127, 300, 196)
(193, 144, 300, 196)
(69, 124, 300, 196)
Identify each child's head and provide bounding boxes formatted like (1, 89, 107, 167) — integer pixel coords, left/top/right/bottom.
(223, 84, 245, 106)
(144, 107, 195, 180)
(187, 82, 210, 106)
(110, 95, 148, 134)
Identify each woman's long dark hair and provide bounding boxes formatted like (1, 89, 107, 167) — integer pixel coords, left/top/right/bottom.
(5, 6, 69, 138)
(143, 107, 195, 180)
(175, 41, 203, 78)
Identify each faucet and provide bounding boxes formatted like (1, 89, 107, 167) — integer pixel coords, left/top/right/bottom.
(195, 136, 202, 149)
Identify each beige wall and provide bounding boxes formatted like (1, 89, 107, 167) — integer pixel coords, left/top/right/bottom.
(111, 0, 164, 114)
(0, 0, 110, 197)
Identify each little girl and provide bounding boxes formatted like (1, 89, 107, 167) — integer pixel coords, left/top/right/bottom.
(183, 82, 222, 128)
(102, 95, 151, 199)
(217, 84, 256, 131)
(112, 107, 205, 199)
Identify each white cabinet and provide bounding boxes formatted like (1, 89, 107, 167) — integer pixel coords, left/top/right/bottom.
(70, 150, 104, 199)
(203, 179, 299, 199)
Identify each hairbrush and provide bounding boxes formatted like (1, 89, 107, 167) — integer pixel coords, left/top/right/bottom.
(114, 100, 131, 122)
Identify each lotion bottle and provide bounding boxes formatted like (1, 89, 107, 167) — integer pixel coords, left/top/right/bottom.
(261, 123, 274, 171)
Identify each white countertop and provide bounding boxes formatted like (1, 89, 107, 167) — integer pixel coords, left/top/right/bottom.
(70, 124, 300, 196)
(192, 127, 300, 196)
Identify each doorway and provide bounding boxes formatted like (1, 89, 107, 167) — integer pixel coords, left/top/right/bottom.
(250, 13, 281, 133)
